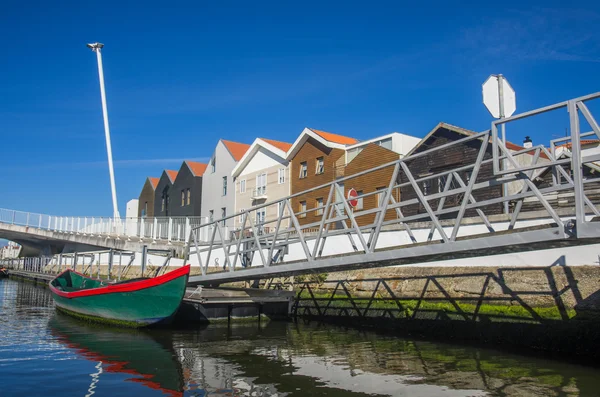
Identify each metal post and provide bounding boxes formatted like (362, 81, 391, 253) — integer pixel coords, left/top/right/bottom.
(153, 218, 158, 240)
(498, 75, 509, 215)
(108, 249, 114, 279)
(88, 43, 120, 221)
(141, 245, 148, 277)
(569, 100, 586, 228)
(168, 217, 173, 242)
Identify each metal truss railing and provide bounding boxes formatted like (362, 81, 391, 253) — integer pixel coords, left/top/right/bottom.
(187, 92, 600, 284)
(0, 209, 209, 243)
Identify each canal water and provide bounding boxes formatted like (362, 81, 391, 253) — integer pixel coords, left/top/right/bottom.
(1, 279, 599, 397)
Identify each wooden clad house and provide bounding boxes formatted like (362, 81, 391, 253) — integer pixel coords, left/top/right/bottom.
(138, 177, 159, 218)
(287, 128, 358, 226)
(171, 161, 207, 217)
(342, 133, 421, 227)
(154, 170, 178, 217)
(399, 122, 545, 220)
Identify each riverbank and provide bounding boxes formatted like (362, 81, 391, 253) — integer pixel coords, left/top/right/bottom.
(291, 264, 600, 360)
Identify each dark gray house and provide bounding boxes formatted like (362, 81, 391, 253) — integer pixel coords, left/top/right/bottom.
(154, 170, 178, 217)
(171, 161, 207, 217)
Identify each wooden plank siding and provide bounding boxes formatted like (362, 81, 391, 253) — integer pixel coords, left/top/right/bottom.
(343, 143, 401, 227)
(290, 138, 345, 228)
(400, 127, 503, 220)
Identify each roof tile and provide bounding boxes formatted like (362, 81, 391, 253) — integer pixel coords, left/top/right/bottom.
(222, 140, 251, 161)
(186, 161, 208, 177)
(309, 128, 358, 145)
(165, 170, 178, 182)
(148, 177, 159, 189)
(261, 138, 292, 152)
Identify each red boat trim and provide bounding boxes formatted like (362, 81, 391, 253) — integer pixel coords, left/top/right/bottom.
(49, 265, 190, 299)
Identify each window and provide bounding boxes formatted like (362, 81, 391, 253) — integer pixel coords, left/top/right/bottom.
(240, 179, 246, 193)
(187, 188, 191, 205)
(376, 187, 386, 207)
(315, 197, 324, 215)
(239, 209, 245, 224)
(356, 190, 363, 210)
(209, 210, 214, 223)
(299, 201, 307, 218)
(221, 207, 226, 226)
(181, 190, 185, 207)
(316, 157, 324, 174)
(299, 162, 307, 179)
(222, 176, 227, 196)
(422, 181, 430, 196)
(142, 202, 148, 217)
(211, 157, 216, 173)
(161, 197, 165, 211)
(256, 173, 267, 195)
(278, 168, 285, 184)
(256, 208, 266, 224)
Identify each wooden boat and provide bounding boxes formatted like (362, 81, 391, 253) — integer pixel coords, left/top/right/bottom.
(49, 265, 190, 327)
(0, 267, 9, 278)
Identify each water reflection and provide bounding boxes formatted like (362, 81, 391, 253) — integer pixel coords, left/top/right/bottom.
(1, 278, 600, 397)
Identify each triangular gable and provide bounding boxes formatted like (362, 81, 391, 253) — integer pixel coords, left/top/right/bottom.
(286, 127, 358, 160)
(185, 161, 208, 177)
(231, 138, 291, 178)
(148, 177, 159, 189)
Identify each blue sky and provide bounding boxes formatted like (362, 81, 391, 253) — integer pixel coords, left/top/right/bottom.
(1, 0, 600, 216)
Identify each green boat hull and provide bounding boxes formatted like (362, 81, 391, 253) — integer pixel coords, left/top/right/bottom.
(49, 267, 189, 327)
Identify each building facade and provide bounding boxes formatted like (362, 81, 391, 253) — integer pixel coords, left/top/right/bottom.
(288, 128, 358, 227)
(138, 177, 159, 218)
(171, 161, 207, 217)
(399, 123, 503, 219)
(232, 138, 292, 232)
(201, 140, 250, 233)
(154, 170, 178, 217)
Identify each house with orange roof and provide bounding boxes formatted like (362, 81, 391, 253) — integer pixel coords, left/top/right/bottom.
(138, 176, 159, 218)
(171, 160, 208, 217)
(231, 138, 293, 232)
(286, 127, 359, 226)
(201, 139, 251, 233)
(154, 169, 178, 217)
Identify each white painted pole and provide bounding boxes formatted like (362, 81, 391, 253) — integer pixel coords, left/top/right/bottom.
(498, 74, 509, 215)
(88, 43, 120, 220)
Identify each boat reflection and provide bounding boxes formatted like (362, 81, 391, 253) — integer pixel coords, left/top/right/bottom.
(48, 313, 185, 397)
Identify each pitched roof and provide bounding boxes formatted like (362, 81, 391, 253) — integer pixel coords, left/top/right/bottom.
(308, 128, 358, 145)
(222, 140, 251, 162)
(186, 161, 208, 177)
(165, 170, 178, 182)
(261, 138, 292, 152)
(557, 140, 600, 148)
(148, 177, 159, 189)
(407, 122, 548, 159)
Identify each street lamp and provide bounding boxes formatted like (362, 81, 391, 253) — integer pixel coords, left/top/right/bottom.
(87, 42, 121, 220)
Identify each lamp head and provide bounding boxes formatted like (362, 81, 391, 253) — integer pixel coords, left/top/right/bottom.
(86, 42, 104, 51)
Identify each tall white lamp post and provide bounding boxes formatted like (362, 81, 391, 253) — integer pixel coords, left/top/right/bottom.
(87, 42, 121, 220)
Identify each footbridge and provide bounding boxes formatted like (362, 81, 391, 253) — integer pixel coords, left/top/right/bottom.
(0, 210, 209, 256)
(186, 92, 600, 286)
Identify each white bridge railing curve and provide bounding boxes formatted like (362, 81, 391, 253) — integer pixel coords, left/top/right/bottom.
(0, 209, 209, 243)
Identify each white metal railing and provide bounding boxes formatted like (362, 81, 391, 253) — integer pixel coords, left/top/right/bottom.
(186, 92, 600, 284)
(0, 209, 209, 243)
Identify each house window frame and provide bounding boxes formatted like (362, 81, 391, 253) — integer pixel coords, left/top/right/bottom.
(256, 173, 267, 195)
(222, 176, 228, 196)
(187, 188, 191, 205)
(240, 179, 246, 193)
(211, 157, 216, 173)
(315, 157, 324, 175)
(315, 197, 324, 215)
(356, 190, 364, 210)
(299, 201, 307, 218)
(221, 207, 226, 226)
(181, 190, 185, 207)
(299, 162, 307, 179)
(209, 210, 214, 223)
(278, 168, 285, 184)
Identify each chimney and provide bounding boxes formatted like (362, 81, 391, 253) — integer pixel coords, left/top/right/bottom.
(523, 136, 533, 149)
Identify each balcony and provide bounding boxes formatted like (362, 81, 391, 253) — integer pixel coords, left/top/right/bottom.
(251, 187, 267, 200)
